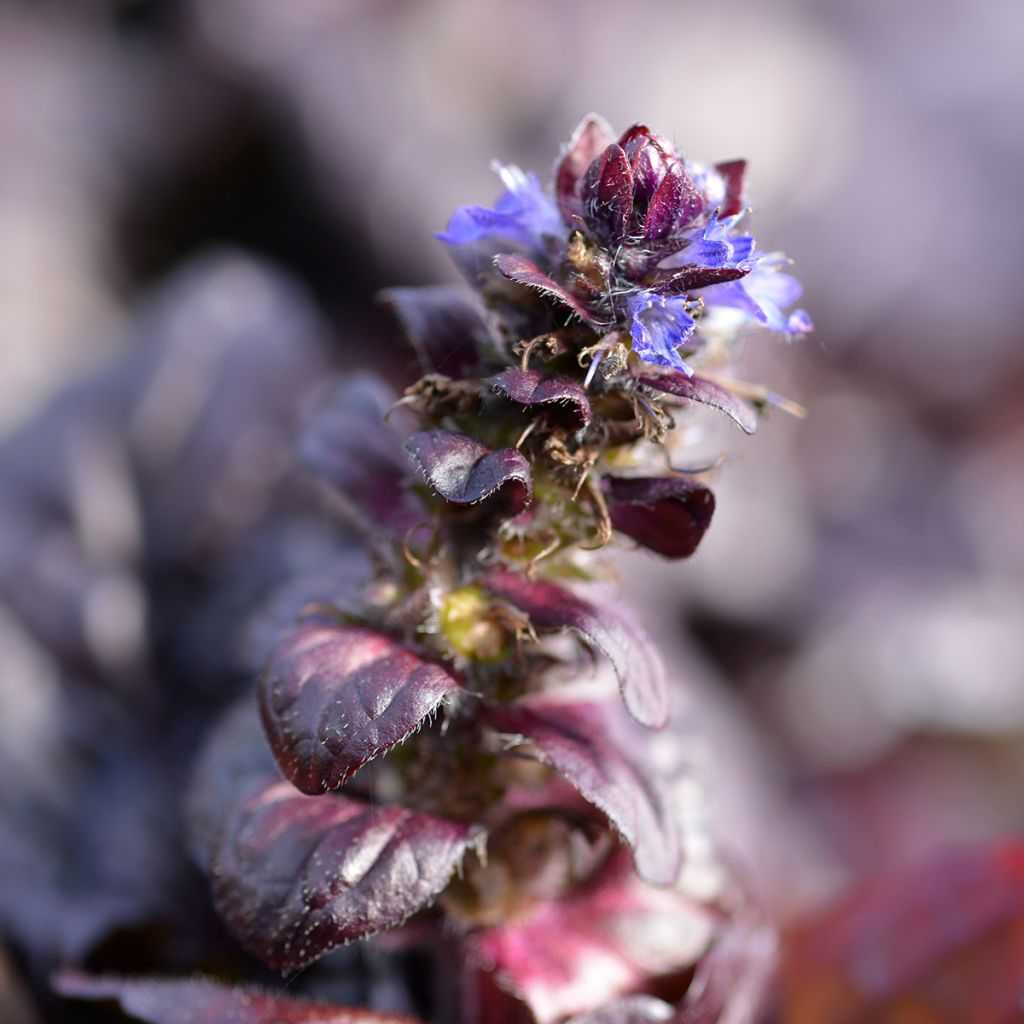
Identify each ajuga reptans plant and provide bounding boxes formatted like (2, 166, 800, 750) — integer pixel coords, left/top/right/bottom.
(133, 115, 811, 1024)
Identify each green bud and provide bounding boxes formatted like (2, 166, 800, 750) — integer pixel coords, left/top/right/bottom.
(440, 586, 510, 663)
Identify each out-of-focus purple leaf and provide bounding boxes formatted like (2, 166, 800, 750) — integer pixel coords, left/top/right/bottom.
(214, 781, 476, 970)
(635, 371, 759, 434)
(677, 909, 777, 1024)
(582, 144, 633, 244)
(260, 619, 461, 794)
(713, 160, 747, 218)
(185, 700, 278, 870)
(236, 533, 375, 673)
(0, 733, 179, 965)
(298, 374, 418, 534)
(484, 568, 668, 728)
(494, 254, 602, 327)
(378, 285, 490, 379)
(568, 996, 676, 1024)
(467, 852, 713, 1024)
(485, 697, 681, 885)
(556, 113, 616, 226)
(0, 253, 326, 677)
(121, 253, 327, 565)
(781, 844, 1024, 1024)
(53, 970, 422, 1023)
(405, 430, 532, 515)
(489, 368, 592, 430)
(602, 475, 715, 560)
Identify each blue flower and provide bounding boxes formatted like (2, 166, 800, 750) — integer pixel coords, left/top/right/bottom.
(662, 210, 755, 270)
(626, 290, 698, 374)
(437, 164, 564, 250)
(702, 255, 812, 334)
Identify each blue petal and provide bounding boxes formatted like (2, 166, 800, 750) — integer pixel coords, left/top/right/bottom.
(436, 165, 564, 250)
(702, 258, 808, 334)
(662, 210, 755, 270)
(627, 291, 697, 374)
(787, 308, 814, 333)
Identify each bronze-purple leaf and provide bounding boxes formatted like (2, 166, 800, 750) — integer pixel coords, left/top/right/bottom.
(648, 264, 750, 294)
(405, 429, 532, 514)
(556, 113, 616, 226)
(484, 568, 668, 729)
(582, 144, 633, 244)
(603, 475, 715, 560)
(642, 162, 687, 241)
(486, 698, 681, 885)
(53, 970, 423, 1024)
(489, 368, 592, 430)
(636, 370, 759, 434)
(378, 285, 490, 379)
(494, 253, 602, 327)
(213, 780, 477, 970)
(260, 620, 461, 794)
(714, 159, 747, 217)
(678, 914, 776, 1024)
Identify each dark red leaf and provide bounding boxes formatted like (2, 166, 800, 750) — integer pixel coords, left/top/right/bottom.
(643, 163, 687, 241)
(215, 780, 475, 970)
(494, 253, 602, 326)
(484, 568, 668, 728)
(556, 113, 616, 226)
(298, 374, 418, 533)
(713, 159, 747, 217)
(647, 265, 750, 294)
(187, 703, 479, 970)
(53, 970, 422, 1024)
(260, 619, 461, 794)
(781, 844, 1024, 1024)
(489, 368, 592, 430)
(635, 371, 759, 434)
(485, 697, 681, 885)
(602, 475, 715, 560)
(377, 285, 490, 379)
(466, 852, 713, 1024)
(405, 429, 532, 515)
(675, 164, 705, 228)
(582, 144, 634, 244)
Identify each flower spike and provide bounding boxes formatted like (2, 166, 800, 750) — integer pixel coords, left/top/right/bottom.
(187, 113, 811, 1024)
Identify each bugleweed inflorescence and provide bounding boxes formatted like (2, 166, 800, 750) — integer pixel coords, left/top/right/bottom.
(184, 114, 811, 1024)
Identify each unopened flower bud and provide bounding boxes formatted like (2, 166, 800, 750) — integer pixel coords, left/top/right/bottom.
(440, 586, 511, 663)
